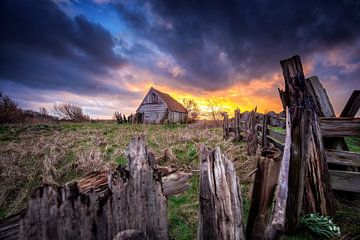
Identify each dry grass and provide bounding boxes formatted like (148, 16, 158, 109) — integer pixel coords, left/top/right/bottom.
(0, 123, 254, 220)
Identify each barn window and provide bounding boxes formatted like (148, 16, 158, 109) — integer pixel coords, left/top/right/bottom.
(151, 93, 158, 103)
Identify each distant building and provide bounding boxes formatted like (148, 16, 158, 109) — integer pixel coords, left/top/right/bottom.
(136, 87, 187, 124)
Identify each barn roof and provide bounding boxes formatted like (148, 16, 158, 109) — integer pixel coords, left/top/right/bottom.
(152, 88, 187, 113)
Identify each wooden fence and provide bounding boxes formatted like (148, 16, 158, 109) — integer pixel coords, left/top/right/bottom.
(260, 114, 360, 193)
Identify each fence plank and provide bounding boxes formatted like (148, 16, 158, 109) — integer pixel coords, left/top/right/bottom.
(329, 170, 360, 193)
(340, 90, 360, 117)
(266, 107, 291, 240)
(320, 117, 360, 137)
(267, 136, 284, 151)
(267, 129, 285, 143)
(325, 150, 360, 167)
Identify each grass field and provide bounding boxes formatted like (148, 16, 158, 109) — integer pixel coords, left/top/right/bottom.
(0, 123, 359, 239)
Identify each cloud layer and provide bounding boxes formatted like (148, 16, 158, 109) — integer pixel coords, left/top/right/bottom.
(1, 0, 359, 117)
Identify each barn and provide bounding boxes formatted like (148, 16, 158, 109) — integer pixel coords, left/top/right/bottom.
(136, 87, 187, 124)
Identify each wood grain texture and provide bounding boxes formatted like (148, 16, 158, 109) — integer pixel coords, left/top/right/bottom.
(246, 148, 282, 240)
(266, 108, 291, 240)
(325, 150, 360, 167)
(198, 146, 245, 240)
(329, 170, 360, 193)
(267, 129, 285, 143)
(320, 117, 360, 137)
(340, 90, 360, 117)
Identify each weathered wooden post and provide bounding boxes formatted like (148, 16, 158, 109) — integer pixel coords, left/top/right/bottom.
(246, 147, 282, 240)
(261, 113, 268, 148)
(223, 112, 229, 139)
(198, 145, 245, 240)
(245, 108, 258, 155)
(266, 107, 291, 240)
(280, 55, 335, 232)
(234, 108, 241, 141)
(14, 136, 171, 240)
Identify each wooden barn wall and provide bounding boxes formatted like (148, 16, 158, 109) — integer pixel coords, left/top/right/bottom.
(137, 103, 167, 123)
(168, 111, 186, 124)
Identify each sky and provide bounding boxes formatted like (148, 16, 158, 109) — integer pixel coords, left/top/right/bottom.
(1, 0, 359, 119)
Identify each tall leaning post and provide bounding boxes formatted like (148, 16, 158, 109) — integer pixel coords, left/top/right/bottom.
(280, 55, 335, 232)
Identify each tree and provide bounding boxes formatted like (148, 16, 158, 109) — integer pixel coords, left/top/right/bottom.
(53, 103, 89, 121)
(39, 107, 49, 116)
(182, 98, 200, 123)
(0, 91, 22, 123)
(207, 100, 224, 121)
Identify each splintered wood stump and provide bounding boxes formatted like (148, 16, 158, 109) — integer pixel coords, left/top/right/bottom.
(13, 136, 172, 240)
(198, 145, 245, 240)
(246, 108, 258, 155)
(246, 148, 282, 240)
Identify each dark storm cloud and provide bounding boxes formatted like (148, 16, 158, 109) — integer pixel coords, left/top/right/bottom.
(116, 0, 360, 90)
(0, 0, 126, 95)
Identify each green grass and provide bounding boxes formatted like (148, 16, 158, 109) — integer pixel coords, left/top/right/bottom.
(269, 126, 286, 134)
(345, 137, 360, 153)
(168, 174, 199, 240)
(115, 155, 127, 167)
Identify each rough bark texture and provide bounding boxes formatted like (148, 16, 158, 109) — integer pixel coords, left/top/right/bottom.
(234, 109, 242, 142)
(280, 56, 335, 232)
(266, 108, 291, 240)
(246, 108, 258, 155)
(305, 76, 349, 152)
(302, 113, 335, 215)
(223, 112, 230, 139)
(320, 117, 360, 137)
(198, 146, 245, 240)
(261, 114, 268, 148)
(7, 136, 171, 240)
(246, 148, 282, 240)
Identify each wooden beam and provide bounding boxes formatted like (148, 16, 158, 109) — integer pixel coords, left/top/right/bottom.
(320, 117, 360, 137)
(267, 129, 285, 143)
(266, 107, 291, 240)
(329, 170, 360, 193)
(325, 150, 360, 168)
(305, 76, 349, 151)
(305, 76, 336, 117)
(267, 136, 284, 151)
(340, 90, 360, 117)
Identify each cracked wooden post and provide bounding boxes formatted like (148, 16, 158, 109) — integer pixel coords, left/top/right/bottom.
(223, 112, 230, 139)
(246, 147, 282, 240)
(198, 145, 245, 240)
(234, 109, 241, 141)
(9, 136, 171, 240)
(261, 113, 268, 148)
(266, 107, 291, 240)
(246, 108, 258, 155)
(280, 55, 335, 232)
